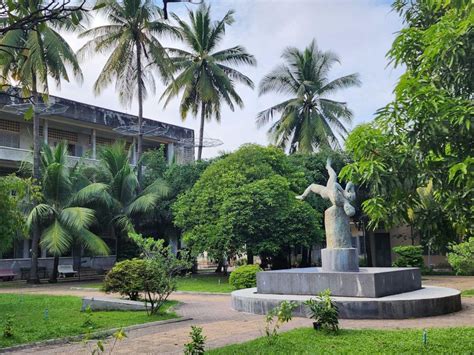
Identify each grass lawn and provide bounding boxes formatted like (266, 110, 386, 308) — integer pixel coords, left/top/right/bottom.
(176, 274, 233, 293)
(0, 293, 177, 348)
(209, 327, 474, 354)
(461, 289, 474, 297)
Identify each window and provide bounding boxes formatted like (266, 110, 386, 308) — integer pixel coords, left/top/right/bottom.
(0, 119, 20, 148)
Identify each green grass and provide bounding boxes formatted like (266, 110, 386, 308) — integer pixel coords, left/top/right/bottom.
(209, 327, 474, 354)
(0, 293, 177, 348)
(461, 289, 474, 297)
(176, 274, 233, 293)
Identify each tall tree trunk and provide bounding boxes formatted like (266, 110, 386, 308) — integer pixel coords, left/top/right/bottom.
(72, 243, 82, 278)
(28, 72, 41, 284)
(197, 102, 205, 161)
(136, 40, 144, 185)
(246, 247, 254, 265)
(49, 255, 59, 283)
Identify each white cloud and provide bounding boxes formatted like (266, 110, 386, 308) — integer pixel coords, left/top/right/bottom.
(51, 0, 404, 158)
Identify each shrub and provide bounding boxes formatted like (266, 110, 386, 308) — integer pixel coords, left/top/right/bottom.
(103, 259, 146, 300)
(447, 238, 474, 275)
(3, 314, 13, 338)
(264, 301, 297, 344)
(184, 326, 206, 355)
(392, 245, 424, 268)
(229, 264, 262, 290)
(304, 289, 339, 333)
(129, 233, 192, 315)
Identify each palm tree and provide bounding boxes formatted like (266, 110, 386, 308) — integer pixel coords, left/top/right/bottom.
(95, 142, 169, 257)
(0, 1, 83, 283)
(161, 4, 256, 160)
(27, 142, 110, 283)
(78, 0, 179, 181)
(257, 40, 361, 153)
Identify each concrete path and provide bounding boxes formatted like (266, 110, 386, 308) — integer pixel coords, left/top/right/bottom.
(2, 276, 474, 354)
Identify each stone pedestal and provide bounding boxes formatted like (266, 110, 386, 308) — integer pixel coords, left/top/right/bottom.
(321, 248, 359, 272)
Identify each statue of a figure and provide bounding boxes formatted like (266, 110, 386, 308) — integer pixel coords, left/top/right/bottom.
(296, 159, 356, 249)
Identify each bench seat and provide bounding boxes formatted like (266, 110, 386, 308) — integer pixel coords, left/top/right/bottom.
(0, 269, 16, 281)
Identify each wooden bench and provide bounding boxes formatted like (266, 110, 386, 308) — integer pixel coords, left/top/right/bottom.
(58, 265, 78, 278)
(0, 269, 16, 281)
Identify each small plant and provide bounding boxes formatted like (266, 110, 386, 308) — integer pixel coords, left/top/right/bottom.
(82, 306, 96, 329)
(184, 325, 206, 355)
(3, 314, 14, 338)
(264, 301, 297, 344)
(447, 238, 474, 275)
(229, 264, 262, 290)
(392, 245, 424, 268)
(85, 327, 127, 354)
(304, 289, 339, 333)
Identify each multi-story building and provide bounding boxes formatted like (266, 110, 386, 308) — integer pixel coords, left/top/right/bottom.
(0, 92, 195, 174)
(0, 91, 194, 277)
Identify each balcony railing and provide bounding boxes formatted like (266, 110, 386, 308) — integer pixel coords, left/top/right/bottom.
(0, 145, 101, 166)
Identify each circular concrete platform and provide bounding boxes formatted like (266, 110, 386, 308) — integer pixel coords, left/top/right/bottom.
(231, 286, 461, 319)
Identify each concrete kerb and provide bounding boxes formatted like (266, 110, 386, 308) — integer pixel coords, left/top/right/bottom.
(0, 317, 193, 353)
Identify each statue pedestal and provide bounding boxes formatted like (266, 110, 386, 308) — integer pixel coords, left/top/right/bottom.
(321, 248, 359, 272)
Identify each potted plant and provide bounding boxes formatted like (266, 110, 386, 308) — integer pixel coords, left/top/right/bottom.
(304, 289, 339, 332)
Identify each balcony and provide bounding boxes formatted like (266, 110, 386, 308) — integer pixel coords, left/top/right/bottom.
(0, 145, 101, 167)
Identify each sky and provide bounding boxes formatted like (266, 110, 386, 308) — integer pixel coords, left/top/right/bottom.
(52, 0, 405, 159)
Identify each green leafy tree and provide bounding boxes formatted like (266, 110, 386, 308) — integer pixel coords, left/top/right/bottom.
(257, 40, 360, 153)
(161, 4, 256, 160)
(27, 142, 109, 282)
(78, 0, 179, 181)
(0, 0, 83, 282)
(92, 142, 169, 259)
(128, 232, 191, 315)
(341, 0, 473, 242)
(173, 145, 322, 268)
(0, 176, 35, 255)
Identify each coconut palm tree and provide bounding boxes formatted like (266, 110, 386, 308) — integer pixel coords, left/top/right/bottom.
(161, 4, 256, 160)
(0, 1, 83, 283)
(78, 0, 179, 181)
(27, 142, 110, 283)
(257, 40, 361, 153)
(94, 142, 169, 257)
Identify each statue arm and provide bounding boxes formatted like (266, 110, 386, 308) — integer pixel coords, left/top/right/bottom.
(296, 184, 329, 200)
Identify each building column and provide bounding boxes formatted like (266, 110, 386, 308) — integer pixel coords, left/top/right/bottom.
(91, 129, 96, 160)
(23, 239, 30, 259)
(43, 119, 48, 144)
(41, 247, 46, 258)
(167, 143, 175, 164)
(132, 137, 137, 165)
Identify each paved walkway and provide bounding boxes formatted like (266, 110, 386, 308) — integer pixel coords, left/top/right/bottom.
(2, 276, 474, 354)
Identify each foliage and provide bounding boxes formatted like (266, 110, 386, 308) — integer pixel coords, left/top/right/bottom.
(184, 326, 206, 355)
(304, 289, 339, 332)
(0, 176, 35, 254)
(0, 293, 177, 348)
(208, 327, 474, 354)
(392, 245, 424, 268)
(228, 264, 262, 290)
(26, 143, 109, 258)
(173, 145, 322, 267)
(103, 259, 146, 300)
(257, 40, 360, 153)
(86, 327, 127, 355)
(264, 301, 297, 344)
(81, 306, 95, 330)
(341, 0, 473, 241)
(87, 142, 170, 259)
(129, 232, 191, 315)
(2, 314, 13, 338)
(161, 3, 256, 160)
(78, 0, 178, 171)
(447, 237, 474, 275)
